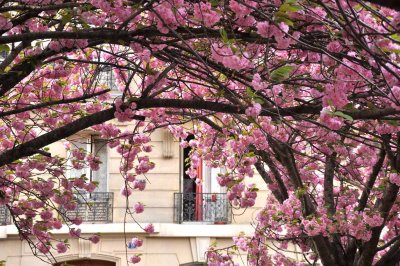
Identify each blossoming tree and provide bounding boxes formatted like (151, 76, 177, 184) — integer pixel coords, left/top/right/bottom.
(0, 0, 399, 265)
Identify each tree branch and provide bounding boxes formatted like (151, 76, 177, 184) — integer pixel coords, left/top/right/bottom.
(357, 135, 400, 266)
(375, 239, 400, 266)
(357, 147, 386, 211)
(254, 159, 286, 204)
(255, 150, 289, 202)
(324, 152, 337, 215)
(0, 89, 110, 118)
(0, 108, 144, 167)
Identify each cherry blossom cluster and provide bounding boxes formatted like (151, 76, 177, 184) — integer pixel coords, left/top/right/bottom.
(0, 0, 399, 265)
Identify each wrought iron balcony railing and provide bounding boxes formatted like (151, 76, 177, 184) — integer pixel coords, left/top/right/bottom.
(0, 205, 11, 225)
(63, 192, 113, 223)
(174, 193, 231, 224)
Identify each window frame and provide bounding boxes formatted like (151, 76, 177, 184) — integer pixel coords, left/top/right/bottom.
(177, 139, 231, 224)
(66, 135, 109, 193)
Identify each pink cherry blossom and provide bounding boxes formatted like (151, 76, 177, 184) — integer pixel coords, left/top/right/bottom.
(133, 202, 144, 214)
(56, 242, 67, 253)
(120, 187, 132, 197)
(89, 235, 100, 244)
(128, 255, 141, 264)
(69, 228, 81, 238)
(144, 224, 154, 234)
(0, 1, 399, 264)
(245, 103, 262, 117)
(131, 238, 143, 248)
(133, 180, 146, 191)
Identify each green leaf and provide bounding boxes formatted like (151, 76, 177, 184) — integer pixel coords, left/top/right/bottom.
(246, 87, 265, 104)
(60, 10, 72, 25)
(246, 87, 257, 98)
(254, 97, 265, 104)
(145, 63, 157, 75)
(210, 0, 221, 7)
(278, 0, 303, 12)
(295, 187, 305, 198)
(279, 3, 303, 13)
(390, 34, 400, 42)
(270, 65, 295, 82)
(382, 47, 400, 54)
(275, 0, 301, 26)
(291, 219, 300, 224)
(272, 214, 280, 221)
(343, 103, 355, 110)
(0, 45, 10, 53)
(366, 102, 376, 110)
(246, 151, 256, 157)
(219, 28, 229, 44)
(274, 14, 294, 26)
(248, 117, 256, 124)
(392, 49, 400, 54)
(327, 99, 334, 110)
(80, 19, 90, 29)
(2, 12, 12, 19)
(248, 187, 259, 192)
(386, 120, 399, 126)
(333, 111, 353, 121)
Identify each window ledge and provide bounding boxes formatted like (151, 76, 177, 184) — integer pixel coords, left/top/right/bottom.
(0, 223, 254, 238)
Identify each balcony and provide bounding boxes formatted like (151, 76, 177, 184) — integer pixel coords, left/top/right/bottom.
(0, 205, 11, 225)
(63, 192, 114, 223)
(174, 193, 231, 224)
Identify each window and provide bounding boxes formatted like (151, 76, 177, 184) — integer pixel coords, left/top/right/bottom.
(65, 136, 113, 223)
(98, 63, 142, 97)
(199, 162, 228, 222)
(174, 137, 231, 224)
(97, 66, 116, 94)
(68, 136, 108, 192)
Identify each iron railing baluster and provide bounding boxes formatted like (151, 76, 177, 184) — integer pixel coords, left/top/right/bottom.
(62, 192, 114, 223)
(173, 193, 231, 223)
(0, 205, 11, 225)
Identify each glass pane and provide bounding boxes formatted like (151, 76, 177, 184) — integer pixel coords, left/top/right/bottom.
(68, 139, 89, 179)
(92, 138, 108, 192)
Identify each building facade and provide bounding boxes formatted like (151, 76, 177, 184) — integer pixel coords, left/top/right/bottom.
(0, 124, 270, 266)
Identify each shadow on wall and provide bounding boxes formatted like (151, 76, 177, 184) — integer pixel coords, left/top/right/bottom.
(53, 259, 116, 266)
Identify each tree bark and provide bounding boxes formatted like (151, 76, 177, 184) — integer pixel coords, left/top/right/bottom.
(0, 108, 114, 167)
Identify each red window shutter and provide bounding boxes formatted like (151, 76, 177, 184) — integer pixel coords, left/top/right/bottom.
(195, 161, 203, 221)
